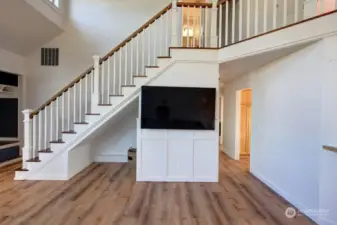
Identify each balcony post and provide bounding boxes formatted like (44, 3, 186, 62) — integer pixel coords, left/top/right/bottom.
(22, 109, 33, 169)
(210, 0, 219, 47)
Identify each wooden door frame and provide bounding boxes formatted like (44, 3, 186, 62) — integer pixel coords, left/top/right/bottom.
(234, 88, 252, 160)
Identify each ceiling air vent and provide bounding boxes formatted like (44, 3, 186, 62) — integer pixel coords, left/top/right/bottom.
(41, 48, 59, 66)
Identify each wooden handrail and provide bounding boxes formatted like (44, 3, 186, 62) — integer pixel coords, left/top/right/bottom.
(217, 0, 229, 6)
(177, 2, 213, 8)
(30, 66, 93, 118)
(100, 3, 172, 62)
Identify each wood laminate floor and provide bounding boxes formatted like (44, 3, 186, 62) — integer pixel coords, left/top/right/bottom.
(0, 153, 314, 225)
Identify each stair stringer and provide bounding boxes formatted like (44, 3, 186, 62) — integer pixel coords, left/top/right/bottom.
(15, 48, 218, 180)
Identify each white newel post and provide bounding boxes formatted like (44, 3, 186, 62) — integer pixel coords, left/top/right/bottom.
(171, 0, 178, 47)
(22, 109, 33, 169)
(92, 55, 100, 108)
(210, 0, 218, 47)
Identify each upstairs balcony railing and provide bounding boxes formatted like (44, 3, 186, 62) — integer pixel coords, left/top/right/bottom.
(217, 0, 337, 48)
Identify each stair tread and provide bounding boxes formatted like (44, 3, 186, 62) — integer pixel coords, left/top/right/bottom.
(133, 75, 147, 77)
(98, 104, 112, 106)
(86, 113, 100, 115)
(38, 148, 53, 153)
(62, 130, 77, 134)
(158, 56, 171, 59)
(50, 140, 65, 144)
(26, 157, 41, 162)
(16, 168, 29, 172)
(121, 85, 136, 87)
(74, 122, 89, 125)
(110, 94, 124, 97)
(145, 66, 159, 68)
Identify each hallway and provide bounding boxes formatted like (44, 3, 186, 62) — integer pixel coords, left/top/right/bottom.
(0, 153, 313, 225)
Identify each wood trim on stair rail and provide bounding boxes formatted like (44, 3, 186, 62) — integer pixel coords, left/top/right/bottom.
(100, 3, 172, 62)
(177, 2, 212, 8)
(30, 66, 94, 118)
(217, 0, 229, 6)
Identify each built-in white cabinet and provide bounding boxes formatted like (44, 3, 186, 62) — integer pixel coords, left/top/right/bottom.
(137, 120, 219, 182)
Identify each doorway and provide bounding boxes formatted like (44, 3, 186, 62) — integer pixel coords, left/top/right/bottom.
(238, 89, 252, 171)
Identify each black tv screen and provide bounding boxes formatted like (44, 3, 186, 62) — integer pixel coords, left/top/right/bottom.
(141, 86, 216, 130)
(0, 98, 18, 138)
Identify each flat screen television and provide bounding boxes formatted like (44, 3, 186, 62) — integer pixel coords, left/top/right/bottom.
(141, 86, 216, 130)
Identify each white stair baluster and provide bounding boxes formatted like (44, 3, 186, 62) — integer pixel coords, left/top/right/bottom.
(85, 75, 89, 114)
(232, 0, 236, 43)
(73, 84, 77, 122)
(263, 0, 268, 32)
(199, 6, 203, 48)
(119, 50, 122, 94)
(193, 6, 196, 47)
(136, 35, 139, 75)
(239, 0, 242, 41)
(153, 19, 156, 64)
(160, 15, 163, 56)
(124, 45, 128, 85)
(187, 6, 190, 47)
(148, 27, 151, 65)
(38, 111, 43, 151)
(166, 11, 169, 53)
(113, 55, 116, 95)
(180, 6, 184, 47)
(67, 89, 71, 130)
(50, 102, 54, 141)
(247, 0, 251, 38)
(171, 0, 178, 46)
(273, 0, 277, 29)
(79, 80, 83, 121)
(56, 97, 59, 141)
(321, 0, 325, 14)
(142, 31, 145, 74)
(225, 1, 229, 46)
(283, 0, 287, 26)
(294, 0, 299, 22)
(107, 57, 111, 100)
(44, 107, 49, 149)
(101, 61, 105, 104)
(130, 41, 134, 85)
(255, 0, 259, 35)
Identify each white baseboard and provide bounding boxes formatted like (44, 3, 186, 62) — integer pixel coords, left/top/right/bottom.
(94, 154, 127, 163)
(251, 170, 319, 224)
(318, 217, 336, 225)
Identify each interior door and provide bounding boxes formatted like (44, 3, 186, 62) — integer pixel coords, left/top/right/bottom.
(240, 89, 252, 156)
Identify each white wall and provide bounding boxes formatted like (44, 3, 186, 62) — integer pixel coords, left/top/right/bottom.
(0, 48, 26, 75)
(92, 106, 138, 163)
(318, 36, 337, 225)
(222, 42, 324, 222)
(68, 143, 92, 178)
(26, 0, 170, 109)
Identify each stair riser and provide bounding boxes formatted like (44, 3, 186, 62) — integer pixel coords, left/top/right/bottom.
(39, 153, 55, 162)
(122, 87, 137, 96)
(91, 106, 112, 115)
(62, 134, 76, 143)
(157, 58, 171, 68)
(146, 68, 160, 79)
(134, 77, 149, 87)
(109, 96, 124, 105)
(73, 124, 90, 133)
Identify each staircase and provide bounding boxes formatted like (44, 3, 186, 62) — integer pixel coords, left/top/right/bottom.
(15, 0, 337, 180)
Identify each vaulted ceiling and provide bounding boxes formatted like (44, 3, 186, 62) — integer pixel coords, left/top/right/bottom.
(0, 0, 63, 56)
